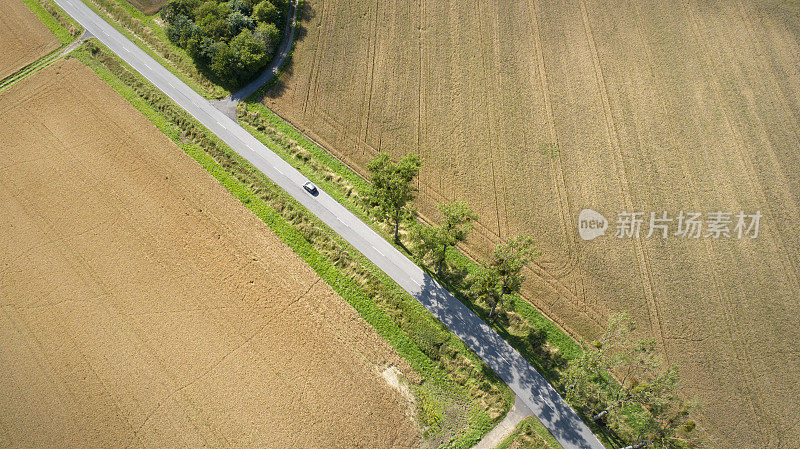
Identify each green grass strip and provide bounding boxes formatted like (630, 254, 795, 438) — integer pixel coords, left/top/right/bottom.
(20, 0, 74, 43)
(496, 416, 563, 449)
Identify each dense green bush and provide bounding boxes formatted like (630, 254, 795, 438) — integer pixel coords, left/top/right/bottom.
(161, 0, 286, 86)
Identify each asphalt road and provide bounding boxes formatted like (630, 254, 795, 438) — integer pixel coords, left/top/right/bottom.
(51, 1, 605, 447)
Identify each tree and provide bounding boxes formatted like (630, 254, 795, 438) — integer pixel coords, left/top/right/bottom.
(209, 41, 235, 79)
(365, 152, 423, 243)
(161, 0, 201, 23)
(254, 22, 280, 51)
(562, 340, 608, 416)
(167, 13, 197, 47)
(227, 10, 254, 35)
(563, 314, 702, 448)
(252, 0, 279, 24)
(491, 235, 538, 298)
(412, 201, 477, 275)
(229, 28, 269, 82)
(229, 0, 252, 15)
(468, 264, 503, 318)
(468, 235, 538, 319)
(197, 15, 230, 40)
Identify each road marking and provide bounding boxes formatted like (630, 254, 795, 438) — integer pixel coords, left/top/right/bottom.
(375, 247, 385, 257)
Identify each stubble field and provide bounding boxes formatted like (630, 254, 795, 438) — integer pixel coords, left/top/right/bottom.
(0, 0, 60, 79)
(262, 0, 800, 446)
(0, 59, 419, 448)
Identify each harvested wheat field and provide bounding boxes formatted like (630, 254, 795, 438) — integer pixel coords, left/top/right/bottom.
(0, 0, 60, 79)
(0, 59, 419, 448)
(264, 0, 800, 446)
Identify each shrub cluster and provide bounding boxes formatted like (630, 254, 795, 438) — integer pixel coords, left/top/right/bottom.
(162, 0, 287, 86)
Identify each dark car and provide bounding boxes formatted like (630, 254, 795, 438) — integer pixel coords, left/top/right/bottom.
(303, 181, 318, 195)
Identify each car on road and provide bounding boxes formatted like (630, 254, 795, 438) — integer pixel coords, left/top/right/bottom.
(303, 181, 318, 195)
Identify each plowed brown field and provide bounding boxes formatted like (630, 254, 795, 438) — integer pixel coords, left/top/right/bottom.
(263, 1, 800, 446)
(0, 0, 60, 79)
(0, 59, 419, 448)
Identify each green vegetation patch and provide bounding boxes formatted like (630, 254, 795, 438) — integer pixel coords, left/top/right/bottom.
(496, 417, 562, 449)
(81, 0, 228, 97)
(161, 0, 288, 87)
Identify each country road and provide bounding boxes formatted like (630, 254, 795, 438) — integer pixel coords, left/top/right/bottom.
(51, 1, 605, 447)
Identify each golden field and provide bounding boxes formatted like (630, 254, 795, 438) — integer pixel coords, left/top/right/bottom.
(262, 1, 800, 446)
(0, 59, 420, 448)
(0, 0, 60, 79)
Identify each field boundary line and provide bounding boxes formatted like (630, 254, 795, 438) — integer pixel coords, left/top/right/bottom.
(474, 0, 503, 242)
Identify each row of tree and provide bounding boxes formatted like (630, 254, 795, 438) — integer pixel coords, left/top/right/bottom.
(162, 0, 288, 85)
(362, 152, 701, 449)
(363, 152, 537, 320)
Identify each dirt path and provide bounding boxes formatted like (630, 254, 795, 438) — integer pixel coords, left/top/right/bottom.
(471, 396, 534, 449)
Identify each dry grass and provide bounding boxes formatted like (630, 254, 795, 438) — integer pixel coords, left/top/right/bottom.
(0, 59, 420, 448)
(263, 0, 800, 446)
(127, 0, 166, 15)
(0, 0, 60, 79)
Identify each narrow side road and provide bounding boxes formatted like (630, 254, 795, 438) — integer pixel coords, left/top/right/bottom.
(212, 0, 299, 118)
(51, 1, 605, 447)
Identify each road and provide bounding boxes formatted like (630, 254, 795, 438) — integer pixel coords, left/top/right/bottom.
(51, 1, 605, 447)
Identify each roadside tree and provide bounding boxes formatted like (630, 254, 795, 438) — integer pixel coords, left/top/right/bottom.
(412, 201, 477, 275)
(365, 152, 423, 243)
(563, 314, 702, 448)
(469, 235, 538, 319)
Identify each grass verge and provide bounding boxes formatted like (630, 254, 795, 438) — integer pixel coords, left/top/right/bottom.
(71, 39, 512, 449)
(20, 0, 80, 43)
(496, 417, 562, 449)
